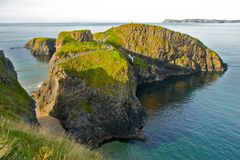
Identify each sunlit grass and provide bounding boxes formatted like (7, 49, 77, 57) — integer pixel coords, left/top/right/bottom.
(0, 118, 104, 160)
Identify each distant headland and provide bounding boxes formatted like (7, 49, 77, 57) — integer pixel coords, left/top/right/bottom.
(162, 19, 240, 24)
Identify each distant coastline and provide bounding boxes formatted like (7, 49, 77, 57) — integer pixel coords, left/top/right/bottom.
(162, 19, 240, 24)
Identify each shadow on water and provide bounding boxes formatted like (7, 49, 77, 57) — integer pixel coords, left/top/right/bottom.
(135, 72, 223, 148)
(33, 55, 51, 63)
(137, 72, 222, 113)
(113, 72, 223, 148)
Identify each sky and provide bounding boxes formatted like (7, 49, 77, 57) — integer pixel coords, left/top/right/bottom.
(0, 0, 239, 23)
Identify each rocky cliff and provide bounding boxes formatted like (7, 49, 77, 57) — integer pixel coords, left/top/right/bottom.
(25, 37, 56, 58)
(33, 30, 146, 146)
(0, 50, 37, 122)
(94, 23, 227, 84)
(33, 24, 226, 146)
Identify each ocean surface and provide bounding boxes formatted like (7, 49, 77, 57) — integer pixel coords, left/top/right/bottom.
(0, 23, 240, 160)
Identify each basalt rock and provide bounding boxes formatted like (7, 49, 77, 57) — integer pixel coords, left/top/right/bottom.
(0, 50, 37, 123)
(33, 24, 227, 146)
(25, 37, 56, 58)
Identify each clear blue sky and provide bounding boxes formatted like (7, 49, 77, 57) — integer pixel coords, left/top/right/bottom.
(0, 0, 239, 22)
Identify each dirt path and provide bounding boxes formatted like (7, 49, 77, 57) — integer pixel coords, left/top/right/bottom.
(36, 108, 65, 135)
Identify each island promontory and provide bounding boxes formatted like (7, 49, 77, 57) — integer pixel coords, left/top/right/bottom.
(25, 37, 56, 58)
(32, 23, 227, 146)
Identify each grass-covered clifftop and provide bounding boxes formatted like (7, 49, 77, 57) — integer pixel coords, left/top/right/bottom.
(59, 49, 129, 95)
(56, 30, 93, 50)
(55, 41, 110, 59)
(93, 23, 226, 72)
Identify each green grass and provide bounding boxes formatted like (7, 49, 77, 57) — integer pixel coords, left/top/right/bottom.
(0, 118, 104, 160)
(55, 41, 109, 58)
(93, 23, 212, 60)
(56, 30, 92, 47)
(133, 57, 147, 68)
(93, 32, 107, 41)
(59, 50, 129, 95)
(0, 56, 35, 121)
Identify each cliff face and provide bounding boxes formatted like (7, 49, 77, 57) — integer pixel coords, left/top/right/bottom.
(0, 50, 37, 123)
(94, 24, 226, 84)
(25, 37, 56, 57)
(33, 24, 226, 146)
(33, 31, 146, 146)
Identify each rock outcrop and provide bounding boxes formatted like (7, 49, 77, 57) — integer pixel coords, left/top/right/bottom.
(0, 50, 37, 123)
(33, 41, 146, 146)
(94, 23, 227, 84)
(25, 37, 56, 58)
(55, 30, 93, 50)
(33, 24, 227, 146)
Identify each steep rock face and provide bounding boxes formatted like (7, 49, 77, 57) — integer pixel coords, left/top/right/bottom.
(25, 37, 56, 57)
(0, 50, 37, 122)
(33, 43, 146, 146)
(93, 24, 226, 84)
(55, 30, 93, 50)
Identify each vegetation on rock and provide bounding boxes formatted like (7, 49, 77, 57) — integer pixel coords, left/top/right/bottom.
(93, 23, 226, 72)
(34, 24, 227, 146)
(55, 41, 110, 59)
(0, 51, 36, 122)
(56, 30, 93, 50)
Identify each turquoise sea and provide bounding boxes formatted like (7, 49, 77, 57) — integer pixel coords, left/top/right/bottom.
(0, 23, 240, 160)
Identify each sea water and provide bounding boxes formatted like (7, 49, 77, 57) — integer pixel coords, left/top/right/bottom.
(0, 23, 239, 160)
